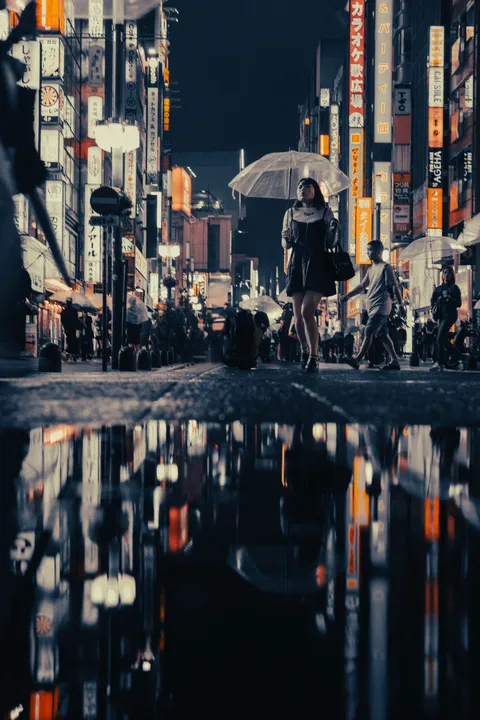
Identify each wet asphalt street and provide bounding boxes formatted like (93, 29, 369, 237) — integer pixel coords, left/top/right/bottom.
(2, 361, 480, 720)
(1, 361, 480, 427)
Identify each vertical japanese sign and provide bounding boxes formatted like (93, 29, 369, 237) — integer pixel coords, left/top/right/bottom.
(356, 197, 373, 264)
(125, 20, 138, 124)
(348, 130, 364, 256)
(146, 56, 160, 186)
(87, 96, 103, 139)
(84, 185, 102, 283)
(329, 104, 339, 169)
(124, 150, 137, 206)
(374, 1, 393, 143)
(45, 180, 65, 254)
(427, 27, 444, 233)
(349, 0, 365, 128)
(393, 173, 411, 234)
(88, 0, 103, 38)
(12, 41, 41, 149)
(87, 146, 102, 184)
(374, 161, 393, 251)
(329, 103, 340, 217)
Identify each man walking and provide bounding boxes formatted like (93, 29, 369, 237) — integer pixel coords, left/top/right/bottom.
(340, 240, 403, 371)
(61, 297, 80, 361)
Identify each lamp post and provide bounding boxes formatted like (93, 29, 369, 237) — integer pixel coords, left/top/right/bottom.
(94, 120, 140, 368)
(159, 243, 180, 304)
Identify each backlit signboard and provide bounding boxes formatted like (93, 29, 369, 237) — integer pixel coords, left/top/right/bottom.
(374, 0, 393, 143)
(349, 0, 365, 128)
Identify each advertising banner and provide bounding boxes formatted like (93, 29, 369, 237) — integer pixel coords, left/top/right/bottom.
(45, 180, 65, 253)
(355, 198, 373, 265)
(41, 82, 63, 124)
(84, 185, 102, 284)
(124, 150, 137, 205)
(41, 37, 64, 80)
(125, 20, 138, 124)
(374, 0, 393, 143)
(87, 146, 102, 185)
(349, 0, 365, 128)
(87, 95, 103, 139)
(348, 129, 364, 256)
(373, 162, 392, 251)
(172, 167, 192, 216)
(329, 103, 339, 169)
(427, 27, 445, 233)
(146, 88, 159, 185)
(40, 128, 63, 169)
(88, 0, 103, 38)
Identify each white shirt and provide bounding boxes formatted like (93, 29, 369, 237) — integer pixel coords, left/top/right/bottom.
(281, 206, 333, 244)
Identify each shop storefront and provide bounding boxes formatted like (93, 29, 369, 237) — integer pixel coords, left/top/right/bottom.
(21, 236, 66, 356)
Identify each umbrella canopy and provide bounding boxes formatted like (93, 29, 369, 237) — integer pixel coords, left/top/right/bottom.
(88, 294, 113, 310)
(49, 290, 97, 313)
(398, 235, 467, 262)
(474, 299, 480, 311)
(240, 296, 283, 323)
(126, 296, 150, 324)
(459, 213, 480, 247)
(228, 151, 351, 199)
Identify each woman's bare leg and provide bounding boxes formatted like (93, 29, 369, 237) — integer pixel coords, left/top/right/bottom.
(301, 291, 322, 357)
(292, 293, 308, 351)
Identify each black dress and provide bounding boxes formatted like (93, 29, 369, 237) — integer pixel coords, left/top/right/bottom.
(286, 215, 336, 297)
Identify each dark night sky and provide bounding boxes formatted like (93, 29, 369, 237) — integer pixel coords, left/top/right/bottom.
(169, 0, 348, 269)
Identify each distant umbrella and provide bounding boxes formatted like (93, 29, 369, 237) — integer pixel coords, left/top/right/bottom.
(398, 235, 467, 262)
(458, 212, 480, 247)
(88, 293, 113, 310)
(229, 150, 351, 199)
(49, 290, 97, 313)
(240, 296, 283, 323)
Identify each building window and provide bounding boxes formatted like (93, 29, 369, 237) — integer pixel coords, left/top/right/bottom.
(208, 224, 220, 273)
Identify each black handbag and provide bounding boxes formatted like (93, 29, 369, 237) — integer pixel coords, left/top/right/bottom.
(327, 244, 356, 282)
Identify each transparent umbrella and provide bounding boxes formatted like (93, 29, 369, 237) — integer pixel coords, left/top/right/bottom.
(229, 151, 351, 199)
(398, 235, 467, 262)
(88, 294, 113, 311)
(459, 213, 480, 247)
(49, 290, 97, 313)
(239, 296, 283, 323)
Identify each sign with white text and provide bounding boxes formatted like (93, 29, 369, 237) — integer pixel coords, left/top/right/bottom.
(374, 0, 393, 143)
(349, 1, 365, 128)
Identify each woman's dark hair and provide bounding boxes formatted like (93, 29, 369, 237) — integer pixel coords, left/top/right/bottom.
(294, 177, 326, 209)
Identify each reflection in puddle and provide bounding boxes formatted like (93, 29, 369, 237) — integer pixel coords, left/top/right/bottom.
(2, 423, 480, 719)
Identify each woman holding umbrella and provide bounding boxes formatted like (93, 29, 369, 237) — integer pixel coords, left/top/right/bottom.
(282, 178, 338, 372)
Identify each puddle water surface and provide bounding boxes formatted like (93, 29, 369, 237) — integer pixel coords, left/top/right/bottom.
(1, 422, 480, 719)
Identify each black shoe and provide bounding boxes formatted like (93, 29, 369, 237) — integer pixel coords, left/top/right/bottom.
(301, 352, 309, 369)
(305, 357, 319, 373)
(346, 357, 360, 370)
(382, 362, 401, 371)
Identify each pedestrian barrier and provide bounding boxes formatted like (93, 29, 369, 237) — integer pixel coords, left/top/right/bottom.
(151, 350, 162, 368)
(38, 343, 62, 373)
(118, 346, 136, 371)
(137, 348, 152, 371)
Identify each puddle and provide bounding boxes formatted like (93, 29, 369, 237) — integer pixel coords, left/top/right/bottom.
(1, 422, 480, 719)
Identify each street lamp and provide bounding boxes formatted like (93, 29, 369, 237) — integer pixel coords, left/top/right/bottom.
(93, 119, 139, 369)
(94, 121, 140, 154)
(158, 244, 180, 258)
